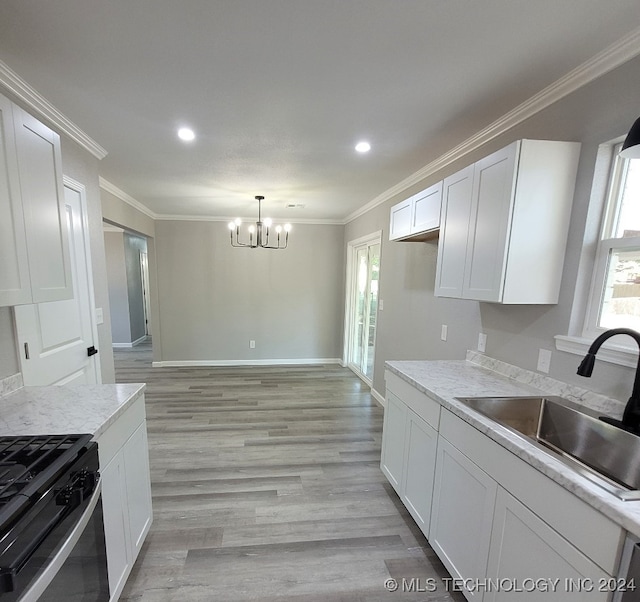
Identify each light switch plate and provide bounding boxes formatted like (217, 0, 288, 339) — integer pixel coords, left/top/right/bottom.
(478, 333, 487, 352)
(537, 349, 552, 373)
(95, 307, 104, 325)
(379, 299, 384, 311)
(441, 325, 448, 341)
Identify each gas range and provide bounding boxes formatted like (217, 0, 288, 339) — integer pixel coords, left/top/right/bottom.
(0, 434, 101, 598)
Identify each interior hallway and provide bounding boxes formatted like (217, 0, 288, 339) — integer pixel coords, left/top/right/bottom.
(114, 343, 464, 601)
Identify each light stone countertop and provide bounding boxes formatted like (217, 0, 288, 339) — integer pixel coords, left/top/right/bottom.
(385, 357, 640, 539)
(0, 383, 146, 440)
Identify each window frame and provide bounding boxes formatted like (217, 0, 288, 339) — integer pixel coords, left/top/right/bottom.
(555, 140, 640, 368)
(582, 142, 640, 342)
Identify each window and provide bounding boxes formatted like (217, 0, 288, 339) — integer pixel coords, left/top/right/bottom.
(584, 143, 640, 339)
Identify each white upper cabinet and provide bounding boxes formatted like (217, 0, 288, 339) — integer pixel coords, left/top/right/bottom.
(435, 139, 580, 304)
(0, 95, 30, 306)
(389, 181, 442, 241)
(433, 165, 474, 298)
(0, 96, 72, 306)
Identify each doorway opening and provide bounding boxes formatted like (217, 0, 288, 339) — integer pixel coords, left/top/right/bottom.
(103, 224, 152, 349)
(344, 231, 381, 386)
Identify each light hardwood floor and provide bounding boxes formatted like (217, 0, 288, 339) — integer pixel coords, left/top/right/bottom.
(115, 343, 464, 601)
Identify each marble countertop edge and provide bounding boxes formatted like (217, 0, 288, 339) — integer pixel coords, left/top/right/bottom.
(384, 358, 640, 539)
(0, 382, 146, 440)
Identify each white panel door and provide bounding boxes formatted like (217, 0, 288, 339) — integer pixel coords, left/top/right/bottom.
(14, 182, 100, 385)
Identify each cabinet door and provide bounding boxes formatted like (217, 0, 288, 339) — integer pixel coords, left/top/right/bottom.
(402, 409, 437, 537)
(123, 422, 153, 556)
(0, 96, 30, 306)
(380, 391, 408, 494)
(13, 107, 72, 303)
(486, 488, 610, 602)
(430, 436, 498, 601)
(411, 182, 442, 234)
(463, 142, 518, 302)
(389, 197, 413, 240)
(101, 451, 133, 599)
(435, 165, 474, 298)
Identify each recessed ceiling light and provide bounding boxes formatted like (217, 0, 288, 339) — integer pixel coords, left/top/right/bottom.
(355, 141, 371, 153)
(177, 127, 195, 142)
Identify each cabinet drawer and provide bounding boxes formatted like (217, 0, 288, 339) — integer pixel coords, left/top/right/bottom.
(385, 371, 440, 430)
(96, 395, 146, 466)
(440, 409, 623, 574)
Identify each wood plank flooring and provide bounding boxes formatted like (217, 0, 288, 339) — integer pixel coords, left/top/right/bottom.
(115, 343, 463, 601)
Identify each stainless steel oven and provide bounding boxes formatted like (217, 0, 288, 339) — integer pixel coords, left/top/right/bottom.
(0, 435, 109, 602)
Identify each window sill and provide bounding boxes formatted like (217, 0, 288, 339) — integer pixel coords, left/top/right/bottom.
(555, 335, 638, 369)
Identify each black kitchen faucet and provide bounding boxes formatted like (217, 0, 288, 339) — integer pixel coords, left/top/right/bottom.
(577, 327, 640, 434)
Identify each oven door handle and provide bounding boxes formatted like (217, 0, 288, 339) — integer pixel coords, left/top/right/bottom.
(16, 480, 102, 602)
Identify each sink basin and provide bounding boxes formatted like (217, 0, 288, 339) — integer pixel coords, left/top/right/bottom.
(455, 395, 640, 501)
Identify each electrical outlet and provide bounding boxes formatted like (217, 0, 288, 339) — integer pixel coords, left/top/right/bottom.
(478, 333, 487, 352)
(250, 340, 256, 349)
(537, 349, 552, 373)
(441, 325, 448, 341)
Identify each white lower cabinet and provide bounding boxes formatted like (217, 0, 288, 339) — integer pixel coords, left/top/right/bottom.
(486, 488, 609, 601)
(402, 409, 438, 534)
(380, 379, 625, 602)
(98, 395, 153, 602)
(430, 436, 497, 601)
(381, 371, 441, 537)
(380, 391, 407, 493)
(429, 409, 622, 601)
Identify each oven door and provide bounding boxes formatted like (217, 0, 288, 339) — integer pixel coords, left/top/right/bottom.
(16, 481, 109, 602)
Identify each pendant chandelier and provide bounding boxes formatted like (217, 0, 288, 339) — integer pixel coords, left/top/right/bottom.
(228, 196, 291, 249)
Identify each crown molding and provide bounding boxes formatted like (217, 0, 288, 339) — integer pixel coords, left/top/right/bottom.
(99, 177, 158, 219)
(345, 25, 640, 224)
(154, 213, 344, 225)
(0, 60, 108, 160)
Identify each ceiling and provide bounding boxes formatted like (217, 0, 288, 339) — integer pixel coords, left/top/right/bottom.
(0, 1, 638, 223)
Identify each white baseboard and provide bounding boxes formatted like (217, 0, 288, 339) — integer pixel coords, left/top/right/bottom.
(370, 387, 385, 408)
(151, 357, 342, 367)
(113, 335, 149, 349)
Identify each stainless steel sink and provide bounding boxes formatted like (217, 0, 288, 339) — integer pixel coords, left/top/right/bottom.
(455, 395, 640, 501)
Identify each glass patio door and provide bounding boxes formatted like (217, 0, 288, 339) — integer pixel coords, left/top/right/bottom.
(347, 234, 381, 383)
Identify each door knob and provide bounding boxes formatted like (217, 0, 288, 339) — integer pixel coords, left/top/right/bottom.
(87, 346, 98, 357)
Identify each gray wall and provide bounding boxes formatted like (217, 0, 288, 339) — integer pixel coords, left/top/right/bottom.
(347, 54, 640, 402)
(124, 233, 148, 342)
(154, 220, 344, 362)
(105, 231, 131, 344)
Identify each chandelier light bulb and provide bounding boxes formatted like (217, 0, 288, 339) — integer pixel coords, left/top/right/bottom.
(228, 195, 291, 249)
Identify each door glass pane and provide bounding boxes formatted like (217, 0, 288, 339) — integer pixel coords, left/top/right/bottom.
(352, 248, 368, 370)
(599, 246, 640, 331)
(364, 244, 380, 379)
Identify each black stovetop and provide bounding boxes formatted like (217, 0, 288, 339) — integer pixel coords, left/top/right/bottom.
(0, 434, 93, 528)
